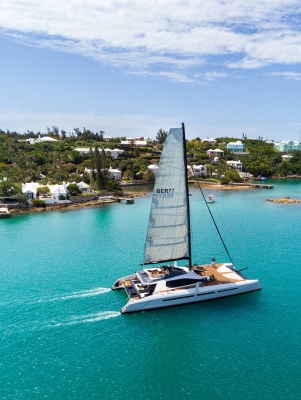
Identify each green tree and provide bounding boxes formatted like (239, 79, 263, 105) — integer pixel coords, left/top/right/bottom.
(156, 129, 168, 144)
(94, 145, 107, 190)
(37, 186, 50, 196)
(0, 180, 21, 196)
(67, 183, 82, 195)
(144, 169, 155, 181)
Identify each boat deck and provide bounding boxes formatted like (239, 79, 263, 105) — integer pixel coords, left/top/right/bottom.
(117, 264, 246, 302)
(193, 264, 246, 285)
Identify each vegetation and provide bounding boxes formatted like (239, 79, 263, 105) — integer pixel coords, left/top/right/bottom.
(30, 199, 45, 207)
(156, 129, 168, 144)
(67, 183, 82, 195)
(37, 186, 50, 196)
(1, 126, 301, 196)
(0, 180, 21, 196)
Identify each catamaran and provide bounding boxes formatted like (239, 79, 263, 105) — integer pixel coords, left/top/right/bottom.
(112, 124, 261, 313)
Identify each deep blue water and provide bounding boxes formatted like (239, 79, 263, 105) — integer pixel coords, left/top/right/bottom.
(1, 179, 301, 399)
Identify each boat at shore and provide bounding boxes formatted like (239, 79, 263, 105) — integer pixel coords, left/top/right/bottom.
(0, 204, 10, 218)
(112, 124, 261, 314)
(254, 175, 267, 181)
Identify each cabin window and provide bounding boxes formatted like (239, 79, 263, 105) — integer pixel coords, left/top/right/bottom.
(166, 279, 200, 288)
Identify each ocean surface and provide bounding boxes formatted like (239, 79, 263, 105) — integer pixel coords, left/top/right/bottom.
(1, 179, 301, 399)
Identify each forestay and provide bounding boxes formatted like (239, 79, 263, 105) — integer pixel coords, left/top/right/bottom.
(143, 127, 190, 264)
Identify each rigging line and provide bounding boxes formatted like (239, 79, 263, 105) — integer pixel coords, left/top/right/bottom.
(190, 164, 235, 266)
(208, 200, 249, 269)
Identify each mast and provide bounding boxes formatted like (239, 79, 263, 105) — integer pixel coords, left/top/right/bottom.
(182, 123, 192, 269)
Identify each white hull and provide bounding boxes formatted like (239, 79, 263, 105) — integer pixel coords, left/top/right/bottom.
(112, 265, 261, 314)
(206, 195, 215, 203)
(122, 281, 260, 313)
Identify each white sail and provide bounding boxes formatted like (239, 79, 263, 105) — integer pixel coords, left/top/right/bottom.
(143, 127, 190, 264)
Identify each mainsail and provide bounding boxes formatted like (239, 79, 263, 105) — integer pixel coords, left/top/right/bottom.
(143, 126, 190, 265)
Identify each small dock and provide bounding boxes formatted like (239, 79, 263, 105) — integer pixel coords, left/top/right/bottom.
(117, 197, 135, 204)
(98, 195, 134, 203)
(249, 183, 274, 189)
(229, 183, 274, 189)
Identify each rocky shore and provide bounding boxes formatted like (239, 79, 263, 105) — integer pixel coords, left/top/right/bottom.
(9, 192, 146, 215)
(266, 197, 301, 204)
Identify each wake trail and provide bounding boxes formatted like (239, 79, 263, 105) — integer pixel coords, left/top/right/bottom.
(48, 311, 120, 327)
(35, 287, 111, 304)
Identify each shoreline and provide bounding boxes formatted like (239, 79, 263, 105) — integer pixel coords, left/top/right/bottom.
(9, 192, 146, 215)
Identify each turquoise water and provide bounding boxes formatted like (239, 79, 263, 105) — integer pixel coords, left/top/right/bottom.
(1, 180, 301, 399)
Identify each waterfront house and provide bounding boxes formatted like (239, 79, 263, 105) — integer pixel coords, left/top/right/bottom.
(274, 140, 301, 152)
(206, 149, 224, 158)
(226, 160, 243, 172)
(227, 141, 245, 153)
(187, 165, 207, 177)
(22, 182, 68, 202)
(77, 182, 91, 192)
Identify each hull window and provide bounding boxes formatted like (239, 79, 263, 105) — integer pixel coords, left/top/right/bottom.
(197, 292, 215, 296)
(217, 288, 237, 293)
(163, 295, 194, 302)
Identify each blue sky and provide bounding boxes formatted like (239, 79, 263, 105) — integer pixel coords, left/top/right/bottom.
(1, 0, 301, 140)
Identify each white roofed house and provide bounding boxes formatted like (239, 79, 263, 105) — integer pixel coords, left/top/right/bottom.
(227, 141, 245, 153)
(148, 164, 159, 174)
(77, 181, 91, 192)
(274, 140, 301, 152)
(134, 140, 147, 147)
(104, 148, 124, 159)
(27, 135, 59, 145)
(50, 183, 68, 201)
(74, 147, 124, 159)
(120, 140, 131, 147)
(282, 155, 293, 162)
(22, 182, 40, 200)
(22, 182, 69, 203)
(206, 149, 224, 158)
(226, 160, 243, 172)
(74, 148, 91, 155)
(108, 167, 122, 180)
(201, 138, 217, 145)
(84, 166, 122, 180)
(187, 165, 207, 177)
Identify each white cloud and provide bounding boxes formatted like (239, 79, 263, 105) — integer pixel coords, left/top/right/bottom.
(1, 0, 301, 81)
(204, 71, 228, 81)
(269, 71, 301, 80)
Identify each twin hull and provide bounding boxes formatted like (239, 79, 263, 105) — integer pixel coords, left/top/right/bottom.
(113, 274, 261, 314)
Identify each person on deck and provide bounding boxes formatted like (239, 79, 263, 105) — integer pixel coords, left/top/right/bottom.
(211, 257, 216, 268)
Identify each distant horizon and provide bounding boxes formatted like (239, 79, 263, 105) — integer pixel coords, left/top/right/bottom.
(2, 127, 298, 143)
